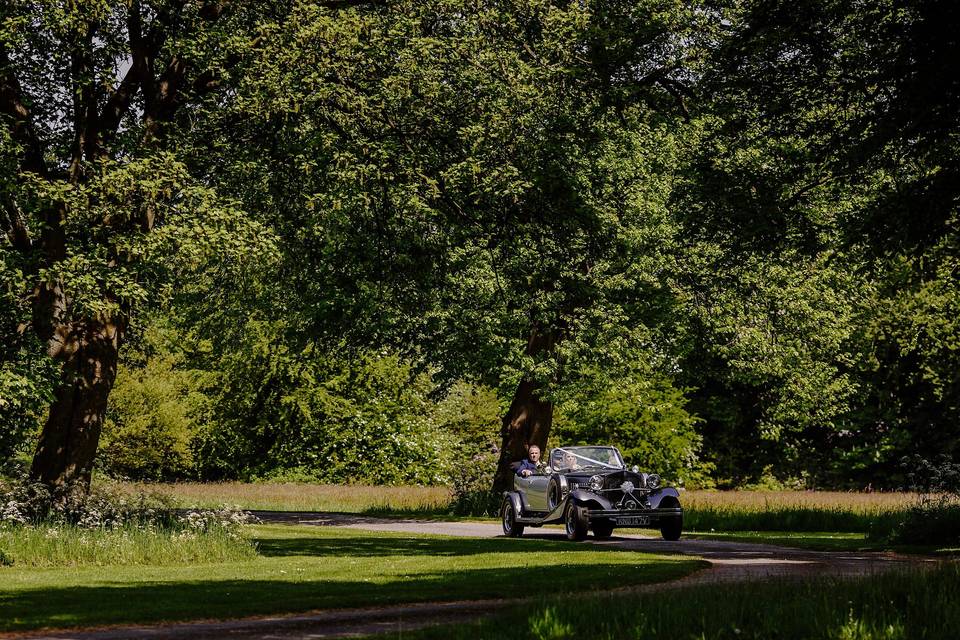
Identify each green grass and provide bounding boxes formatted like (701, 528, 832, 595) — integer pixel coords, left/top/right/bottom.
(0, 524, 704, 632)
(0, 524, 257, 567)
(683, 504, 902, 534)
(402, 564, 960, 640)
(683, 530, 883, 552)
(681, 530, 959, 555)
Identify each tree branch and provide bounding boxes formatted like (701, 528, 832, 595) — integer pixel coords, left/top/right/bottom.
(0, 47, 49, 177)
(1, 197, 31, 251)
(99, 0, 151, 147)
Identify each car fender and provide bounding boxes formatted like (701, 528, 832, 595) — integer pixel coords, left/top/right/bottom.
(568, 489, 609, 511)
(502, 490, 524, 516)
(647, 487, 681, 509)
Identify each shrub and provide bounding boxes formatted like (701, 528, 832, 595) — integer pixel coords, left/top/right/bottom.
(96, 321, 213, 481)
(881, 455, 960, 546)
(554, 374, 714, 487)
(0, 478, 254, 532)
(449, 449, 501, 516)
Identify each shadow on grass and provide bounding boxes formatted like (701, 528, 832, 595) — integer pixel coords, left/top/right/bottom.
(254, 532, 642, 558)
(0, 560, 701, 632)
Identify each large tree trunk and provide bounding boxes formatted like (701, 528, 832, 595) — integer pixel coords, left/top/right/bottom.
(30, 319, 123, 491)
(491, 378, 554, 492)
(491, 327, 561, 492)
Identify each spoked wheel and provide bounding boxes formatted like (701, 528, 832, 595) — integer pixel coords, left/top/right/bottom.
(564, 500, 589, 541)
(501, 497, 524, 537)
(592, 519, 615, 539)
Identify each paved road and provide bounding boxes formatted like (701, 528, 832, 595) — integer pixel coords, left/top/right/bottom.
(252, 511, 930, 584)
(9, 512, 935, 640)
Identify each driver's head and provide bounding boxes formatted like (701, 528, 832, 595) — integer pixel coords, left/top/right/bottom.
(527, 445, 541, 462)
(563, 452, 576, 467)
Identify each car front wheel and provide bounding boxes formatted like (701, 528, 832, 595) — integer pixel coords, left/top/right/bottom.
(564, 500, 589, 541)
(501, 498, 524, 538)
(592, 519, 615, 539)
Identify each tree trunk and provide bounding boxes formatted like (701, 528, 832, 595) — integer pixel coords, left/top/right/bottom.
(491, 378, 554, 492)
(30, 319, 123, 491)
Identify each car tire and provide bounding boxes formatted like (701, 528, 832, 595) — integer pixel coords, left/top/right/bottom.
(564, 500, 589, 541)
(548, 477, 563, 511)
(592, 519, 615, 539)
(660, 515, 682, 541)
(501, 497, 524, 538)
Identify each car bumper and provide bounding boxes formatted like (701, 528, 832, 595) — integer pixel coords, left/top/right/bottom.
(586, 507, 682, 528)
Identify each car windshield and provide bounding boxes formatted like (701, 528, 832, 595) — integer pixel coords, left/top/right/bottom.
(551, 447, 624, 472)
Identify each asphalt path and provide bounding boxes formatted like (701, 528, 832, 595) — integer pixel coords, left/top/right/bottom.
(9, 511, 936, 640)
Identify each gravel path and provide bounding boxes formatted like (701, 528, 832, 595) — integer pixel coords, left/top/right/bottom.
(7, 511, 936, 640)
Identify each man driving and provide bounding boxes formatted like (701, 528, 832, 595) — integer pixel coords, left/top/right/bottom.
(515, 445, 542, 477)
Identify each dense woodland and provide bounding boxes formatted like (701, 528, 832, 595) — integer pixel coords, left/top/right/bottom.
(1, 0, 957, 491)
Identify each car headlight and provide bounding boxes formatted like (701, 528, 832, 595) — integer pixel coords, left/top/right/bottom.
(647, 474, 661, 489)
(589, 475, 604, 491)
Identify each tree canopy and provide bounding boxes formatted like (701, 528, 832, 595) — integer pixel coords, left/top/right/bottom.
(1, 0, 957, 491)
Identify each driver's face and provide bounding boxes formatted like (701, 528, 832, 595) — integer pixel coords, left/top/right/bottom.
(528, 448, 540, 461)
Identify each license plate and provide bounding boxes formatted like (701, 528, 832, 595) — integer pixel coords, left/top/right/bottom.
(615, 515, 650, 526)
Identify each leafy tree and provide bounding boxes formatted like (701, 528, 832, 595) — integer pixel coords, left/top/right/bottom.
(0, 1, 287, 490)
(234, 0, 716, 491)
(677, 0, 960, 484)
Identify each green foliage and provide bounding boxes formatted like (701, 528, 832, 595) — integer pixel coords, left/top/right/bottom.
(555, 374, 712, 487)
(432, 381, 503, 457)
(3, 0, 959, 490)
(190, 318, 458, 484)
(99, 324, 212, 480)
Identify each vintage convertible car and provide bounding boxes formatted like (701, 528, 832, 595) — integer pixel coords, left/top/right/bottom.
(500, 445, 683, 541)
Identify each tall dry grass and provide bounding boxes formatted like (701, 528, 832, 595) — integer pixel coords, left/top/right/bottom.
(682, 490, 918, 533)
(113, 481, 452, 513)
(111, 481, 923, 533)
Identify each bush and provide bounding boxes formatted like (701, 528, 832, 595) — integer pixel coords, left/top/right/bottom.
(880, 455, 960, 546)
(98, 322, 212, 480)
(0, 478, 253, 532)
(449, 449, 501, 516)
(194, 323, 459, 484)
(554, 374, 714, 487)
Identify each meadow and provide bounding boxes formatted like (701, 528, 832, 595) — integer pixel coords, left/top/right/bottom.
(119, 481, 920, 540)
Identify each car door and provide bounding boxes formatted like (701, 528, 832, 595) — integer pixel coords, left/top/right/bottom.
(525, 474, 550, 511)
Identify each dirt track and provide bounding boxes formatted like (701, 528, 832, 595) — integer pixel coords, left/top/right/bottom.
(10, 511, 936, 640)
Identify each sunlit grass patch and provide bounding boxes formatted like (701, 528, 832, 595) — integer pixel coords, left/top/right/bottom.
(0, 523, 257, 567)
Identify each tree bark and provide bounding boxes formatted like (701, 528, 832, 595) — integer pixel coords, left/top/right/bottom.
(30, 320, 123, 491)
(492, 378, 554, 492)
(491, 327, 561, 492)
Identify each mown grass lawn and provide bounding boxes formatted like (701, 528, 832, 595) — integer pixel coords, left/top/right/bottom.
(0, 524, 705, 633)
(403, 564, 960, 640)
